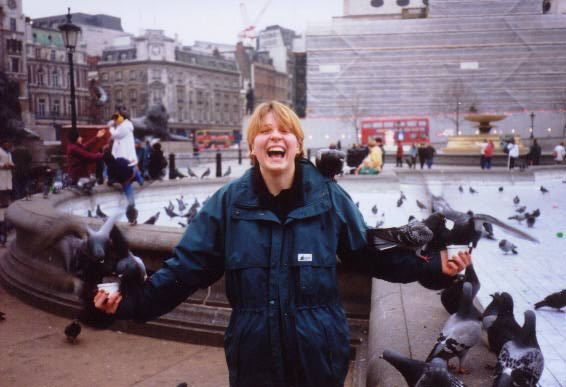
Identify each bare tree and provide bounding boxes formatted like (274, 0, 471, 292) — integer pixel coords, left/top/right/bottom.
(437, 79, 479, 135)
(346, 93, 363, 144)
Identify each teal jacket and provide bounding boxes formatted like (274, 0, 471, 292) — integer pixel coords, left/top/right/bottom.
(116, 159, 447, 387)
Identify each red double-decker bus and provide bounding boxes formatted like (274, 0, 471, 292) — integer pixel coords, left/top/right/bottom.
(360, 118, 430, 145)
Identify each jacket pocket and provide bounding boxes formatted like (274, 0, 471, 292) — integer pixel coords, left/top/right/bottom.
(291, 254, 336, 300)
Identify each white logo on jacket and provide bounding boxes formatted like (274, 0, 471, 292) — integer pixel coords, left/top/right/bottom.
(298, 254, 312, 262)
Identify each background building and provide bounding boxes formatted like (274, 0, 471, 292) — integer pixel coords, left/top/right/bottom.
(25, 24, 90, 140)
(98, 29, 242, 139)
(304, 0, 566, 148)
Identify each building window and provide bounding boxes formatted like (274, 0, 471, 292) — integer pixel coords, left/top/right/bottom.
(35, 48, 41, 59)
(11, 58, 19, 73)
(129, 89, 137, 102)
(10, 18, 16, 32)
(116, 71, 122, 81)
(177, 86, 185, 103)
(52, 71, 59, 87)
(116, 89, 123, 102)
(102, 72, 109, 81)
(51, 50, 56, 61)
(129, 70, 136, 80)
(53, 100, 60, 115)
(178, 106, 183, 122)
(38, 99, 46, 116)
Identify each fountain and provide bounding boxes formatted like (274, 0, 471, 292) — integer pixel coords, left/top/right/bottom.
(442, 113, 526, 155)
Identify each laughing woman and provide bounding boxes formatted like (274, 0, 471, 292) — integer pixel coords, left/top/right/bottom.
(94, 101, 470, 387)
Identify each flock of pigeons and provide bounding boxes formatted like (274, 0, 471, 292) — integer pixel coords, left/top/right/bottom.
(365, 183, 564, 387)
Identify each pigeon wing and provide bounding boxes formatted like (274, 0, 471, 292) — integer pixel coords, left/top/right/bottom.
(472, 214, 539, 243)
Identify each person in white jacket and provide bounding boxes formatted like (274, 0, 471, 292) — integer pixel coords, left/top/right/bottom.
(507, 138, 519, 169)
(108, 112, 144, 185)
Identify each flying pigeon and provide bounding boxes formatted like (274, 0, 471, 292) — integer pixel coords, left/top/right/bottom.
(64, 319, 82, 343)
(426, 282, 482, 374)
(440, 264, 480, 315)
(459, 185, 464, 193)
(222, 165, 232, 177)
(513, 196, 520, 205)
(431, 195, 538, 249)
(176, 197, 186, 212)
(367, 212, 447, 262)
(381, 349, 465, 387)
(201, 168, 211, 179)
(87, 210, 94, 218)
(371, 204, 378, 215)
(498, 186, 504, 192)
(416, 200, 427, 210)
(126, 204, 138, 225)
(540, 186, 548, 193)
(86, 213, 123, 263)
(315, 148, 345, 179)
(469, 187, 477, 194)
(493, 310, 544, 387)
(187, 167, 198, 178)
(499, 239, 517, 255)
(116, 254, 146, 296)
(534, 289, 566, 311)
(95, 205, 108, 220)
(167, 200, 175, 211)
(143, 211, 160, 225)
(486, 292, 521, 355)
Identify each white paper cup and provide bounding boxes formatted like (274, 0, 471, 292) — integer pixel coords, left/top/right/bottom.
(446, 245, 469, 260)
(97, 282, 119, 296)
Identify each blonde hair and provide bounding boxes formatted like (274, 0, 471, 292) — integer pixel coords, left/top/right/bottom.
(246, 101, 305, 164)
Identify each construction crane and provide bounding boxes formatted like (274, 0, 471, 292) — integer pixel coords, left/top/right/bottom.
(239, 0, 272, 44)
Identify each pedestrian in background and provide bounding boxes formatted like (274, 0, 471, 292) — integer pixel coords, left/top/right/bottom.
(408, 142, 417, 169)
(0, 139, 14, 208)
(417, 142, 427, 169)
(527, 138, 541, 166)
(483, 140, 494, 170)
(148, 142, 168, 180)
(107, 110, 143, 186)
(552, 141, 565, 164)
(395, 141, 403, 167)
(66, 129, 105, 185)
(507, 138, 519, 169)
(425, 143, 436, 169)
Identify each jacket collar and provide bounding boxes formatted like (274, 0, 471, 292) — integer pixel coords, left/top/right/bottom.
(233, 158, 331, 222)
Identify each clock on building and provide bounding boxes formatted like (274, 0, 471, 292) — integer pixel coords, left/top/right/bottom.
(151, 45, 162, 56)
(8, 0, 17, 9)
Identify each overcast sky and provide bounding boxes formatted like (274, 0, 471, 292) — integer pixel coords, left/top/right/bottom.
(23, 0, 342, 45)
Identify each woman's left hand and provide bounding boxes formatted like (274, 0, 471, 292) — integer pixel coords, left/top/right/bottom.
(440, 249, 471, 276)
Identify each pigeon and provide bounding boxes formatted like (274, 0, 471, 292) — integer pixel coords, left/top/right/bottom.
(167, 200, 175, 212)
(176, 197, 186, 212)
(459, 185, 464, 193)
(201, 167, 211, 179)
(499, 239, 517, 255)
(143, 211, 160, 225)
(222, 165, 232, 177)
(431, 195, 538, 249)
(64, 319, 82, 343)
(540, 186, 548, 193)
(315, 148, 345, 179)
(171, 168, 186, 179)
(0, 310, 5, 321)
(416, 200, 427, 210)
(530, 209, 540, 218)
(426, 282, 482, 374)
(481, 292, 502, 332)
(375, 219, 384, 228)
(86, 213, 123, 262)
(408, 215, 416, 223)
(397, 197, 404, 207)
(164, 206, 181, 218)
(481, 222, 495, 240)
(507, 214, 526, 223)
(187, 167, 198, 178)
(498, 186, 504, 192)
(469, 187, 477, 194)
(526, 215, 536, 228)
(440, 264, 480, 315)
(400, 191, 407, 201)
(513, 196, 520, 205)
(126, 204, 138, 225)
(87, 210, 94, 218)
(116, 254, 146, 295)
(95, 205, 108, 220)
(371, 204, 378, 215)
(381, 349, 465, 387)
(493, 310, 544, 387)
(534, 289, 566, 311)
(515, 206, 526, 214)
(367, 212, 446, 262)
(486, 292, 521, 355)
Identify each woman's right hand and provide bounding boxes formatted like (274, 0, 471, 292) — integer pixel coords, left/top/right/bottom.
(93, 290, 123, 314)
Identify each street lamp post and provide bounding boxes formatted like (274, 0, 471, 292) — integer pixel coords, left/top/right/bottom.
(530, 112, 535, 139)
(456, 100, 462, 135)
(58, 9, 81, 132)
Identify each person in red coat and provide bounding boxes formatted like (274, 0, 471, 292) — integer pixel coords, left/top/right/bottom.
(66, 129, 106, 185)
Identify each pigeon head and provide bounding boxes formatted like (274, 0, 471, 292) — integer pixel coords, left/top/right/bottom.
(520, 310, 539, 348)
(500, 292, 515, 314)
(457, 282, 474, 315)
